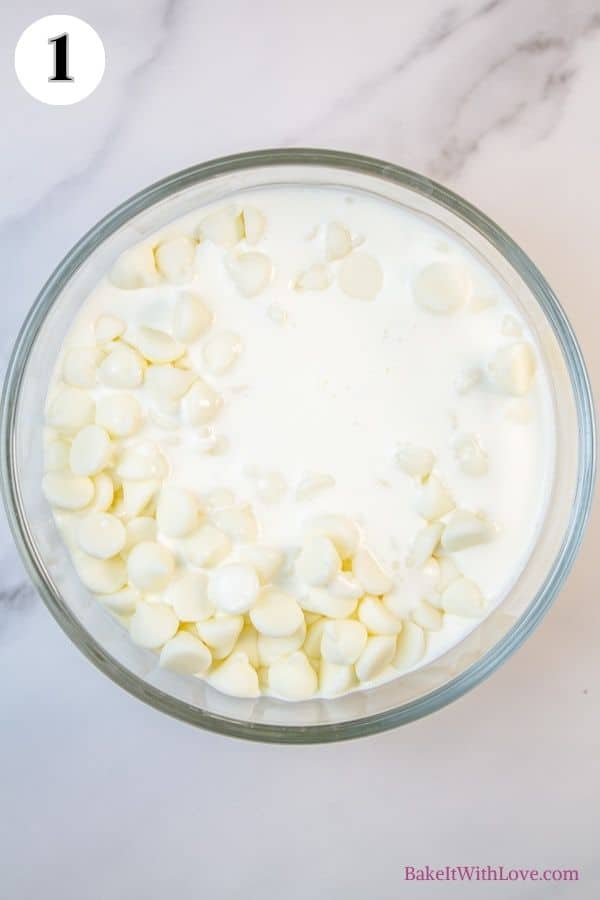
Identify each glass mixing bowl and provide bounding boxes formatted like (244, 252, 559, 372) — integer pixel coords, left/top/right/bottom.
(1, 149, 595, 742)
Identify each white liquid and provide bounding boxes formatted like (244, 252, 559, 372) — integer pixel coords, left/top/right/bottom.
(46, 186, 555, 695)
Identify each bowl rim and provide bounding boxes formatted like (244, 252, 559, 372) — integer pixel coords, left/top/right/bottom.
(1, 147, 596, 743)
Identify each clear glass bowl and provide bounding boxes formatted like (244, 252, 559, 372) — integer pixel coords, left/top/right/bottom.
(1, 149, 596, 743)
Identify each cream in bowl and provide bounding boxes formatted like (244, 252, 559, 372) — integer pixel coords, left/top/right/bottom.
(41, 186, 554, 701)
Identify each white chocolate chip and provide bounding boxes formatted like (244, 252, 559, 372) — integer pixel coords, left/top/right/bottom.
(202, 332, 243, 374)
(146, 365, 197, 401)
(44, 439, 70, 472)
(98, 345, 144, 389)
(46, 386, 94, 433)
(129, 600, 179, 648)
(358, 595, 402, 635)
(489, 341, 536, 396)
(181, 379, 222, 425)
(257, 624, 306, 666)
(43, 472, 94, 510)
(352, 547, 393, 595)
(159, 631, 212, 675)
(355, 635, 396, 682)
(300, 586, 359, 620)
(154, 236, 196, 284)
(454, 433, 488, 476)
(437, 555, 461, 592)
(338, 251, 383, 300)
(120, 480, 160, 518)
(208, 563, 260, 615)
(184, 523, 231, 568)
(177, 352, 195, 370)
(250, 588, 304, 637)
(441, 510, 493, 552)
(88, 473, 114, 512)
(329, 573, 363, 604)
(165, 572, 213, 622)
(78, 513, 126, 559)
(95, 315, 125, 345)
(156, 486, 199, 538)
(129, 327, 185, 365)
(395, 444, 435, 479)
(383, 572, 428, 619)
(407, 522, 444, 566)
(173, 292, 213, 342)
(212, 505, 257, 542)
(412, 599, 443, 631)
(305, 515, 360, 559)
(116, 442, 167, 481)
(124, 516, 157, 550)
(422, 557, 442, 590)
(69, 425, 112, 476)
(73, 550, 127, 594)
(96, 393, 142, 437)
(109, 245, 160, 290)
(210, 651, 259, 697)
(242, 207, 266, 245)
(268, 651, 317, 700)
(226, 252, 272, 297)
(303, 618, 326, 659)
(413, 262, 470, 313)
(127, 541, 175, 592)
(98, 587, 140, 616)
(196, 615, 243, 659)
(234, 624, 260, 668)
(319, 660, 354, 697)
(63, 347, 101, 389)
(296, 535, 340, 587)
(321, 619, 368, 665)
(325, 222, 352, 260)
(296, 472, 335, 500)
(414, 475, 455, 520)
(190, 426, 222, 454)
(392, 621, 426, 670)
(236, 545, 284, 583)
(196, 206, 243, 247)
(441, 577, 486, 617)
(295, 264, 332, 291)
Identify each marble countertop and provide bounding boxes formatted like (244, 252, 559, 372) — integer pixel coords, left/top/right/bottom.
(2, 2, 599, 897)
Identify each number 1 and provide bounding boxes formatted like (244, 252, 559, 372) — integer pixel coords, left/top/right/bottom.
(48, 33, 73, 82)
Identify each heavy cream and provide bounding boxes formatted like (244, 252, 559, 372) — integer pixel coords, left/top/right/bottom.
(42, 186, 555, 700)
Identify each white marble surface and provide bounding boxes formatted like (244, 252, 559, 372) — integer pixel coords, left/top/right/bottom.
(1, 1, 599, 897)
